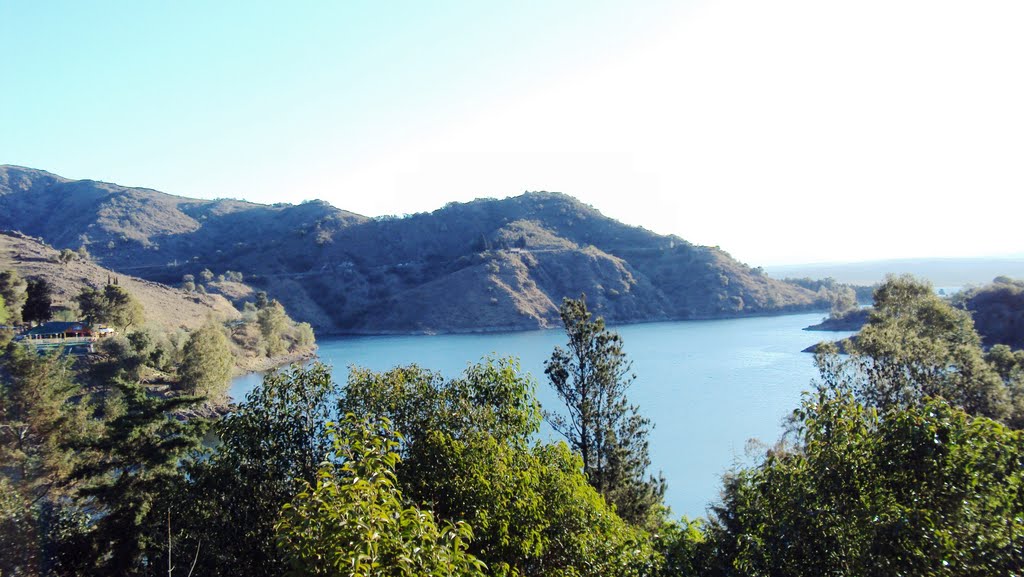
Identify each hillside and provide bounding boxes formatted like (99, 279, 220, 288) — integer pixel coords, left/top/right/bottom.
(955, 277, 1024, 349)
(1, 165, 830, 333)
(0, 230, 239, 331)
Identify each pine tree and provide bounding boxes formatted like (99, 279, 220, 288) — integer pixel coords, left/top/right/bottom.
(544, 295, 665, 525)
(72, 379, 205, 575)
(23, 278, 53, 326)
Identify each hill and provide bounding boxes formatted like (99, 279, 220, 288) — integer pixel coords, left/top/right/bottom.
(955, 277, 1024, 349)
(0, 230, 239, 331)
(1, 165, 830, 333)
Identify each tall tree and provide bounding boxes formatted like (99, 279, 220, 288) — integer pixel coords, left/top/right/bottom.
(178, 322, 233, 398)
(275, 415, 487, 577)
(0, 270, 28, 324)
(169, 364, 338, 577)
(0, 346, 95, 574)
(545, 296, 665, 526)
(257, 299, 288, 356)
(72, 379, 205, 576)
(705, 389, 1024, 576)
(76, 285, 144, 331)
(22, 278, 53, 326)
(819, 275, 1012, 422)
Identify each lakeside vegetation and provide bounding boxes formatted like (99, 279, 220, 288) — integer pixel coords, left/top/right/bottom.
(2, 276, 1023, 575)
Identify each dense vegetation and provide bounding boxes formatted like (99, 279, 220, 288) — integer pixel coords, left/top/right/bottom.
(1, 165, 839, 334)
(3, 277, 1023, 575)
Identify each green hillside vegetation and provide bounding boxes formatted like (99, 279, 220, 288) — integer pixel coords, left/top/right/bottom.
(1, 166, 841, 334)
(0, 231, 315, 401)
(3, 280, 1023, 575)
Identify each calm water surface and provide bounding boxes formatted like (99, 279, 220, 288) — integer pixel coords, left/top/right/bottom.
(231, 312, 852, 519)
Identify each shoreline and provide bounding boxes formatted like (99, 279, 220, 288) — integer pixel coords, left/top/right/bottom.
(316, 307, 832, 338)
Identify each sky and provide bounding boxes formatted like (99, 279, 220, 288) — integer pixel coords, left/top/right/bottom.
(2, 0, 1023, 266)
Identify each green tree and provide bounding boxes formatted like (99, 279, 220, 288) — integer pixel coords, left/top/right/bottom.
(342, 359, 661, 577)
(275, 414, 487, 577)
(76, 285, 144, 331)
(57, 248, 76, 266)
(0, 270, 27, 324)
(545, 296, 665, 526)
(177, 322, 233, 398)
(0, 346, 95, 574)
(169, 364, 338, 577)
(704, 389, 1024, 576)
(257, 299, 288, 356)
(72, 379, 205, 576)
(23, 278, 53, 326)
(821, 275, 1012, 422)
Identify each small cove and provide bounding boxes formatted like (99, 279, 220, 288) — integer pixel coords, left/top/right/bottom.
(230, 312, 854, 519)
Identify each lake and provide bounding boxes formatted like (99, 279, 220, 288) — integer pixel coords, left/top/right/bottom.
(230, 312, 851, 519)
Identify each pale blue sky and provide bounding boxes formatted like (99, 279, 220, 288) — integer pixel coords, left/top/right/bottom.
(3, 1, 1022, 265)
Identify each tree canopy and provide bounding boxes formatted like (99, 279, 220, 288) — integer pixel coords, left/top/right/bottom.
(545, 296, 665, 526)
(22, 278, 53, 326)
(178, 322, 233, 398)
(75, 285, 144, 331)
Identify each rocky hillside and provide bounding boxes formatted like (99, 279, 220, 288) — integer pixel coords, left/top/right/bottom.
(0, 230, 239, 331)
(1, 165, 830, 333)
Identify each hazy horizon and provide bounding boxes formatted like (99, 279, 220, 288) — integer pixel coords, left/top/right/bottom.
(3, 1, 1022, 266)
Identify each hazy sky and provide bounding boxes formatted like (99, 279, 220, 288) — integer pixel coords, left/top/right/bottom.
(2, 1, 1022, 265)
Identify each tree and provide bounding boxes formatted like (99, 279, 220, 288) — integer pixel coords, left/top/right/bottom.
(0, 347, 96, 574)
(72, 379, 205, 576)
(22, 277, 53, 325)
(76, 284, 144, 331)
(545, 296, 665, 526)
(819, 275, 1012, 423)
(169, 364, 339, 577)
(257, 300, 288, 356)
(704, 389, 1024, 576)
(275, 415, 487, 577)
(199, 268, 214, 283)
(57, 249, 76, 266)
(178, 322, 233, 398)
(341, 359, 662, 577)
(0, 270, 28, 324)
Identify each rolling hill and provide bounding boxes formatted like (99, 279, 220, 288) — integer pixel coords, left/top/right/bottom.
(1, 165, 830, 333)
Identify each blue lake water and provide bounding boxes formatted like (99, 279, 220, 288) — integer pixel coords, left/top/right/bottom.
(230, 312, 851, 519)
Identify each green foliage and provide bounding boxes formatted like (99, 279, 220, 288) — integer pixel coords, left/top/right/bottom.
(171, 363, 338, 577)
(705, 390, 1024, 576)
(0, 270, 28, 324)
(257, 299, 288, 356)
(0, 346, 97, 575)
(0, 294, 7, 326)
(23, 277, 53, 325)
(72, 379, 206, 576)
(822, 275, 1013, 423)
(276, 414, 487, 577)
(293, 321, 315, 347)
(545, 295, 665, 526)
(178, 322, 233, 398)
(57, 248, 76, 265)
(76, 284, 145, 331)
(340, 357, 541, 448)
(0, 346, 89, 501)
(342, 358, 661, 577)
